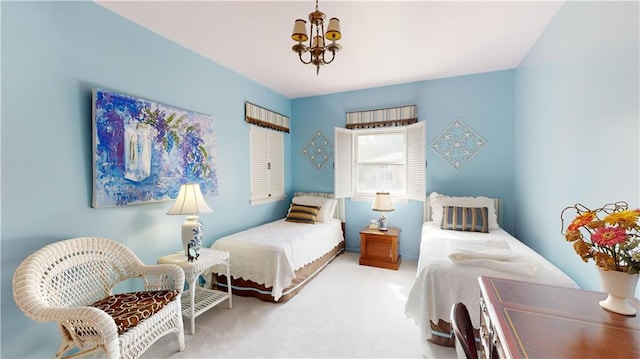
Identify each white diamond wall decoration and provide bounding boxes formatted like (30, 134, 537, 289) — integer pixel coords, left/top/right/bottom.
(430, 118, 488, 169)
(302, 130, 334, 171)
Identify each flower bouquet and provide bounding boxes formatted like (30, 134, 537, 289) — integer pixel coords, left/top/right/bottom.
(561, 201, 640, 315)
(561, 201, 640, 274)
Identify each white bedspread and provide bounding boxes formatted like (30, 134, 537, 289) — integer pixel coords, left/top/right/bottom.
(405, 222, 578, 342)
(206, 218, 343, 301)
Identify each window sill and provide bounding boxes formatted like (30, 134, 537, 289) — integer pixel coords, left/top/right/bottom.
(350, 196, 409, 204)
(250, 195, 286, 206)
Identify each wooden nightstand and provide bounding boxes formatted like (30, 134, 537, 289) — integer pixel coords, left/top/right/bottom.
(359, 227, 401, 270)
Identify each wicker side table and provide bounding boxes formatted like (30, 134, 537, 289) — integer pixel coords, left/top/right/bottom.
(157, 248, 232, 334)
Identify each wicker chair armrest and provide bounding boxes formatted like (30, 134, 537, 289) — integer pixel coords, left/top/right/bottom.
(37, 306, 119, 341)
(134, 264, 185, 292)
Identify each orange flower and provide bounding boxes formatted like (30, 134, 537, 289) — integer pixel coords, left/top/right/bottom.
(593, 252, 615, 270)
(586, 220, 605, 230)
(568, 212, 595, 231)
(565, 230, 582, 242)
(573, 240, 591, 262)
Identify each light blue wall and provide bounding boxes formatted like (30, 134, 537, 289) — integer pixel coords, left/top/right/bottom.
(291, 70, 515, 259)
(4, 1, 637, 357)
(514, 1, 639, 296)
(1, 2, 291, 357)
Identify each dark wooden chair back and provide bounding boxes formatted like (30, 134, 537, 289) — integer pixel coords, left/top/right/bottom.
(451, 302, 478, 359)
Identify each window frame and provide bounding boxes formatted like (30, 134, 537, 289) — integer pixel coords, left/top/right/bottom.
(334, 121, 425, 202)
(354, 128, 407, 197)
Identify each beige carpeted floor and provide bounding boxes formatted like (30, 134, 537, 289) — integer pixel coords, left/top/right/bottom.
(140, 251, 457, 359)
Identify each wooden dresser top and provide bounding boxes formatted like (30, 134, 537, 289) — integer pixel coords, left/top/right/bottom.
(479, 276, 640, 359)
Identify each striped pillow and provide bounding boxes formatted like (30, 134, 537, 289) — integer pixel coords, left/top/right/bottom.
(286, 204, 320, 224)
(441, 206, 489, 233)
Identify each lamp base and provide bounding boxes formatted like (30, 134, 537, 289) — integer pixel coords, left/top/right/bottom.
(378, 213, 388, 231)
(182, 215, 203, 260)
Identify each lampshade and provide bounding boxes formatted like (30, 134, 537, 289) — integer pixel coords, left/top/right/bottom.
(372, 192, 394, 212)
(167, 183, 213, 215)
(291, 19, 308, 42)
(325, 18, 341, 41)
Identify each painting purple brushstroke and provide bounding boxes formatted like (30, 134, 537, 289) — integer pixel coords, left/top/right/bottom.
(92, 87, 218, 207)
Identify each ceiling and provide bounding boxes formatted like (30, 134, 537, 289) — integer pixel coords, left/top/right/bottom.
(95, 1, 564, 99)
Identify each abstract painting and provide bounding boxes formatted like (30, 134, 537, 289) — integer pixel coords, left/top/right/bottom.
(92, 87, 218, 207)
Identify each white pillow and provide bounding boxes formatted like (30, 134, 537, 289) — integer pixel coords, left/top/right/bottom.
(429, 192, 499, 229)
(292, 196, 338, 223)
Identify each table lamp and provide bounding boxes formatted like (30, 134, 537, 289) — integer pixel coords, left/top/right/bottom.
(372, 192, 394, 231)
(167, 183, 213, 258)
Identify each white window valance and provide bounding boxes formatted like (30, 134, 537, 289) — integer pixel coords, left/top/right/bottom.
(245, 102, 290, 133)
(345, 105, 417, 129)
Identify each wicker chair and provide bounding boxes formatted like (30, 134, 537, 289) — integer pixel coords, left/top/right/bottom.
(12, 237, 186, 359)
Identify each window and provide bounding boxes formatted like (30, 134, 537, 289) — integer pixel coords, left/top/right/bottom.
(250, 126, 285, 205)
(335, 121, 425, 201)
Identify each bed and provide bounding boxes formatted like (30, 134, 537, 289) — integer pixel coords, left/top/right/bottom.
(205, 192, 345, 303)
(404, 192, 579, 347)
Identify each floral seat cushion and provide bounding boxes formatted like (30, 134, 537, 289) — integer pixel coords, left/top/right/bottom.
(91, 290, 179, 335)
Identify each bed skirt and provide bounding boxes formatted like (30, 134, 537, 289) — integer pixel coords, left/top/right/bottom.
(211, 240, 345, 303)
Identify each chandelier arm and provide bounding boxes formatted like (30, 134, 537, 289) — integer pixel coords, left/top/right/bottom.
(298, 51, 313, 65)
(296, 29, 315, 65)
(322, 50, 337, 65)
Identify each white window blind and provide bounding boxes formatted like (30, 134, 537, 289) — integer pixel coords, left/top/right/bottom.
(250, 126, 285, 205)
(334, 127, 353, 198)
(406, 121, 426, 201)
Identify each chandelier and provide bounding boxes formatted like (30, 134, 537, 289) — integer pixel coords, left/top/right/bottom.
(291, 0, 342, 75)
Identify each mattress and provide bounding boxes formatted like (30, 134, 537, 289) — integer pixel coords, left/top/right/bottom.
(206, 218, 344, 302)
(405, 222, 578, 346)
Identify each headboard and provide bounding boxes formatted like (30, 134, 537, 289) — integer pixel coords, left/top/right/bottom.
(293, 192, 345, 223)
(423, 193, 503, 227)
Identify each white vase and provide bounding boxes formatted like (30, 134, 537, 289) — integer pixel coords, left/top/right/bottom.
(597, 267, 639, 316)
